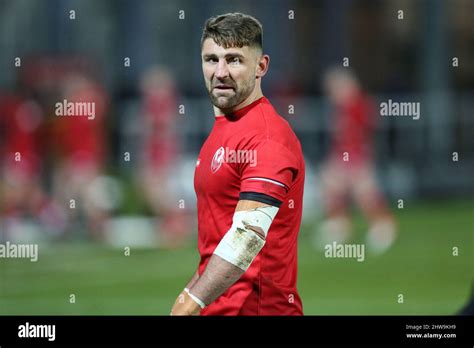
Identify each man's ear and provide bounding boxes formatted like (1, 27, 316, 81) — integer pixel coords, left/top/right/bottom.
(256, 54, 270, 79)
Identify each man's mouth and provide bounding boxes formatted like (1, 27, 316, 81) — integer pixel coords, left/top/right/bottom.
(213, 84, 234, 90)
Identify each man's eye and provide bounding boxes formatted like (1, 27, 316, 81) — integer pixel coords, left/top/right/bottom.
(230, 57, 241, 64)
(206, 57, 218, 63)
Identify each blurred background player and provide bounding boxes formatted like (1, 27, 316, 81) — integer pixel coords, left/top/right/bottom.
(49, 72, 110, 240)
(0, 91, 45, 240)
(316, 68, 396, 254)
(136, 66, 191, 248)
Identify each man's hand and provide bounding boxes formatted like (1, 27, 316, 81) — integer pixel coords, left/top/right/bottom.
(170, 289, 202, 316)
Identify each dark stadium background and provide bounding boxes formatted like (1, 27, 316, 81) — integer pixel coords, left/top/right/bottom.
(0, 0, 472, 315)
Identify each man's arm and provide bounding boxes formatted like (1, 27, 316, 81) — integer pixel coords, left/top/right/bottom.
(189, 199, 267, 304)
(170, 200, 277, 315)
(185, 269, 200, 289)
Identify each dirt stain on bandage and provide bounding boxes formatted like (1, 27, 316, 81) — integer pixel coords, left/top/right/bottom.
(232, 226, 265, 268)
(243, 221, 266, 240)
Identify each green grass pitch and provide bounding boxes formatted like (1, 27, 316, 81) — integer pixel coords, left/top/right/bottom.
(0, 200, 472, 315)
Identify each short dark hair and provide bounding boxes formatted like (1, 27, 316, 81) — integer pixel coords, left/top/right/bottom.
(201, 13, 263, 50)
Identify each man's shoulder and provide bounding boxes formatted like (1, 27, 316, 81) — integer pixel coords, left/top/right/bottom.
(228, 97, 303, 159)
(259, 101, 302, 151)
(241, 99, 295, 138)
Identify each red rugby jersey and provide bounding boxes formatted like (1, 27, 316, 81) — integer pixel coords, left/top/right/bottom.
(194, 96, 305, 315)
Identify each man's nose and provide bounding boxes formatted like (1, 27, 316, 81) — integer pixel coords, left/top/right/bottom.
(214, 59, 229, 80)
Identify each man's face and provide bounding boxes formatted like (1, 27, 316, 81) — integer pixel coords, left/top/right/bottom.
(202, 38, 260, 111)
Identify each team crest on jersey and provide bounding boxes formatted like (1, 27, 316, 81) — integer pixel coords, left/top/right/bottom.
(211, 146, 225, 173)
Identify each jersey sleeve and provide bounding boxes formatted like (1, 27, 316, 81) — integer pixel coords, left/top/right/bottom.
(239, 139, 300, 203)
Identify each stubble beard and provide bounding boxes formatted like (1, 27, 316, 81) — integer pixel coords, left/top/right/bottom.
(208, 77, 255, 111)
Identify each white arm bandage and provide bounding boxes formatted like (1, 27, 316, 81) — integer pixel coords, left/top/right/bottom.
(213, 205, 279, 271)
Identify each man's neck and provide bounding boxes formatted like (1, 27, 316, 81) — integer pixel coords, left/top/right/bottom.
(214, 87, 263, 117)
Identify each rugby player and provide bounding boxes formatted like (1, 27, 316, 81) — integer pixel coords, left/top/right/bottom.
(318, 68, 396, 253)
(170, 13, 305, 316)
